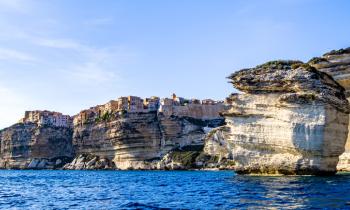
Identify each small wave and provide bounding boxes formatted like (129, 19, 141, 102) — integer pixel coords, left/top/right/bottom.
(121, 202, 173, 210)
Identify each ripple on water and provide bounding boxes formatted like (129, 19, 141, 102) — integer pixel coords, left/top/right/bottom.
(0, 170, 349, 209)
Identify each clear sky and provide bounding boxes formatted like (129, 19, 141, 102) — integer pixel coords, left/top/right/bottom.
(0, 0, 350, 129)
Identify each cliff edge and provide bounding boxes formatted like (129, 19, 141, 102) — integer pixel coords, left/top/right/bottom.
(308, 48, 350, 171)
(0, 122, 73, 169)
(204, 61, 349, 175)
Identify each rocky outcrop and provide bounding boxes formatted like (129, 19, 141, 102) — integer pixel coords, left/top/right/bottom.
(204, 61, 350, 175)
(0, 123, 73, 169)
(0, 97, 226, 170)
(67, 110, 225, 170)
(4, 48, 350, 174)
(309, 47, 350, 96)
(308, 48, 350, 171)
(63, 154, 116, 170)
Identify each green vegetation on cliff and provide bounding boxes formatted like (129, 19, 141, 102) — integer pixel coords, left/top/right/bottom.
(256, 60, 303, 70)
(308, 57, 328, 64)
(95, 111, 113, 123)
(323, 47, 350, 56)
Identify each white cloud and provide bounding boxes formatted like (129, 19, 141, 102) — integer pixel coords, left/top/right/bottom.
(0, 0, 21, 9)
(0, 4, 131, 128)
(0, 13, 129, 85)
(67, 61, 116, 84)
(65, 52, 121, 85)
(0, 48, 37, 62)
(0, 86, 28, 129)
(34, 38, 84, 50)
(32, 37, 130, 85)
(0, 0, 30, 13)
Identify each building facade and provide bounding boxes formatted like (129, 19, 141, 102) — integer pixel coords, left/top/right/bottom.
(144, 96, 160, 111)
(128, 96, 144, 111)
(20, 111, 72, 128)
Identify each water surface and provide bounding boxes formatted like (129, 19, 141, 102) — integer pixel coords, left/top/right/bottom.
(0, 170, 350, 209)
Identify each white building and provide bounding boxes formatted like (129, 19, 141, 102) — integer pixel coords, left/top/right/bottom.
(21, 111, 72, 128)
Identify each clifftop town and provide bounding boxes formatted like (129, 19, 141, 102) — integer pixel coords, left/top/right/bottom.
(2, 47, 350, 174)
(14, 94, 225, 129)
(0, 94, 227, 170)
(74, 94, 225, 127)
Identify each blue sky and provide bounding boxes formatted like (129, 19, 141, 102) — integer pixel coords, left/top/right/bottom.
(0, 0, 350, 128)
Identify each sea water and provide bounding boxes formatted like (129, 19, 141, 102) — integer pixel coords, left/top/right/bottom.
(0, 170, 350, 209)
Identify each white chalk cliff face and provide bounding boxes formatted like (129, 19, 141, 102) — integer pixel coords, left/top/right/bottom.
(308, 48, 350, 171)
(204, 61, 350, 175)
(64, 110, 225, 170)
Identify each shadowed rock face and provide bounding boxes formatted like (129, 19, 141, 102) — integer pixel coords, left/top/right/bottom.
(309, 47, 350, 97)
(308, 48, 350, 171)
(228, 61, 349, 113)
(68, 111, 163, 170)
(205, 61, 350, 175)
(65, 111, 225, 170)
(0, 123, 73, 169)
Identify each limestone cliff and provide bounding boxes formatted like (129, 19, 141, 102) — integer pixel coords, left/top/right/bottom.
(0, 96, 225, 170)
(308, 48, 350, 171)
(204, 61, 350, 175)
(3, 48, 350, 174)
(64, 110, 225, 170)
(0, 123, 73, 169)
(309, 47, 350, 96)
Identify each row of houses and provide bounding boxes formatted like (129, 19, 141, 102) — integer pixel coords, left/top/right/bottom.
(101, 94, 224, 113)
(74, 96, 160, 126)
(73, 94, 224, 126)
(19, 111, 72, 127)
(163, 94, 224, 106)
(18, 94, 226, 127)
(100, 96, 160, 113)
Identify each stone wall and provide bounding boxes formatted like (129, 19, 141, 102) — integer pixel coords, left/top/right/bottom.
(160, 104, 225, 120)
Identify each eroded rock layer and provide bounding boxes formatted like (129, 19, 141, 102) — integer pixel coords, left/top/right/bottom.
(204, 61, 350, 175)
(308, 48, 350, 171)
(0, 123, 73, 169)
(66, 111, 225, 170)
(309, 47, 350, 96)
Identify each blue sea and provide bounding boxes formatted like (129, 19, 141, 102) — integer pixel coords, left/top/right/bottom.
(0, 170, 350, 209)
